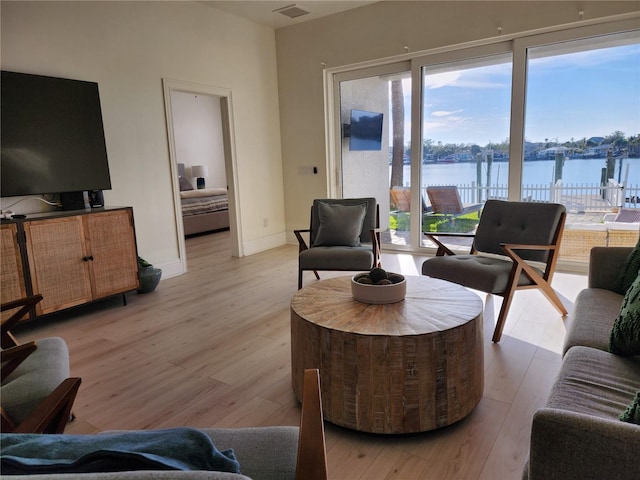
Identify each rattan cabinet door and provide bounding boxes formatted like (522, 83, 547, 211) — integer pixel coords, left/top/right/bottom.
(24, 216, 93, 315)
(84, 209, 139, 299)
(1, 223, 28, 320)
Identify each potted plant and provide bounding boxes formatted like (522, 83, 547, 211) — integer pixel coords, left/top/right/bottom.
(137, 256, 162, 293)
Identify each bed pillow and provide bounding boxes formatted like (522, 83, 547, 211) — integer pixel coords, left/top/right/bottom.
(614, 238, 640, 295)
(313, 201, 367, 247)
(609, 272, 640, 356)
(179, 176, 194, 192)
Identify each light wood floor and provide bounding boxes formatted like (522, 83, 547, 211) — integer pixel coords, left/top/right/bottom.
(14, 231, 588, 480)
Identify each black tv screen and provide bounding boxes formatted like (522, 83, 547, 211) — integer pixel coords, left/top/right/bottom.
(349, 109, 383, 151)
(1, 71, 111, 197)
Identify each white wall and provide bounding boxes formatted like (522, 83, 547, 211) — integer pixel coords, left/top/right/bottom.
(170, 91, 227, 189)
(341, 76, 390, 229)
(275, 1, 640, 238)
(1, 1, 286, 274)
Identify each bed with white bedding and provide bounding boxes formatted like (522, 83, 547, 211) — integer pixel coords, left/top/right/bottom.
(178, 163, 230, 235)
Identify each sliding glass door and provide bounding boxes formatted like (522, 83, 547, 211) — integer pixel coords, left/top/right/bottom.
(335, 62, 412, 249)
(417, 50, 512, 247)
(521, 32, 640, 261)
(329, 19, 639, 260)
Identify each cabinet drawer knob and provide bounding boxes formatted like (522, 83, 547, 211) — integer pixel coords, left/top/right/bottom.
(83, 256, 94, 262)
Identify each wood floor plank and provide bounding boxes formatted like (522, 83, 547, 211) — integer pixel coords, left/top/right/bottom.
(10, 230, 585, 479)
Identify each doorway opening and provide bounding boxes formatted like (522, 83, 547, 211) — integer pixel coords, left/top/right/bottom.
(163, 78, 243, 273)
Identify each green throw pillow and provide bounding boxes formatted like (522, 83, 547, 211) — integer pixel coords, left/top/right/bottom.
(313, 201, 367, 247)
(609, 272, 640, 356)
(614, 237, 640, 295)
(620, 390, 640, 424)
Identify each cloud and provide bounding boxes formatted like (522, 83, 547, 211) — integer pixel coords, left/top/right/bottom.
(432, 109, 463, 117)
(425, 71, 461, 89)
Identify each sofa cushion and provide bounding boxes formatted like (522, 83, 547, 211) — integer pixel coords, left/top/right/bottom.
(205, 427, 299, 480)
(620, 390, 640, 424)
(609, 273, 640, 356)
(547, 346, 640, 420)
(562, 288, 624, 355)
(313, 201, 367, 247)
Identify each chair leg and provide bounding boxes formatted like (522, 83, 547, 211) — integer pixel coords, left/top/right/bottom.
(492, 291, 516, 343)
(537, 282, 569, 316)
(313, 271, 320, 280)
(298, 269, 303, 290)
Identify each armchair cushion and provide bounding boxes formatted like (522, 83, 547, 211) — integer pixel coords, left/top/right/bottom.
(299, 246, 374, 271)
(422, 254, 543, 294)
(2, 337, 70, 425)
(312, 201, 367, 247)
(473, 200, 565, 262)
(609, 273, 640, 356)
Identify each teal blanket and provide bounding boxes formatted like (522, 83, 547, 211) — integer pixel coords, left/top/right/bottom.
(0, 428, 240, 475)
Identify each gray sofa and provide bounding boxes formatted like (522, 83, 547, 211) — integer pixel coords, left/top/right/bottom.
(523, 246, 640, 480)
(2, 369, 328, 480)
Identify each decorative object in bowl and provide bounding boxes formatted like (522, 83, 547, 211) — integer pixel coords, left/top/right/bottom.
(351, 268, 406, 304)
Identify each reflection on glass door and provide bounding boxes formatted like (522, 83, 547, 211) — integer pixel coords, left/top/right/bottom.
(523, 33, 640, 262)
(420, 54, 512, 247)
(339, 66, 411, 248)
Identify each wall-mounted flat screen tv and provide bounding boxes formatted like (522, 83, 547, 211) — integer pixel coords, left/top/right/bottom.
(349, 109, 383, 151)
(1, 70, 111, 197)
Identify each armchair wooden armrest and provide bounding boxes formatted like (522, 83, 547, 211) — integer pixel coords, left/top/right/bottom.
(370, 227, 383, 268)
(11, 377, 82, 434)
(1, 294, 43, 349)
(294, 229, 311, 252)
(295, 369, 327, 480)
(1, 342, 37, 381)
(424, 231, 476, 256)
(500, 243, 567, 318)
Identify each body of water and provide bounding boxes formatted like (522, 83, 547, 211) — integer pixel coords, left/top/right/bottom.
(400, 157, 640, 188)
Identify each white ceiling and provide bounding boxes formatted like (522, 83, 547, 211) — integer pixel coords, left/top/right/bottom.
(202, 1, 379, 29)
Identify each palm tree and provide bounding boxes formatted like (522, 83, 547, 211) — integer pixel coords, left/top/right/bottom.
(389, 79, 405, 190)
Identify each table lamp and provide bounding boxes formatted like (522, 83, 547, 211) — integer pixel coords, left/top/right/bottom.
(191, 165, 209, 189)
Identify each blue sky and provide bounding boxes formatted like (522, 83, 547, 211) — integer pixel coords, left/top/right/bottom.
(406, 41, 640, 146)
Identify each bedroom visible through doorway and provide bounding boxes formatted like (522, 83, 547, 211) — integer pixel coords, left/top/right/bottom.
(163, 79, 242, 273)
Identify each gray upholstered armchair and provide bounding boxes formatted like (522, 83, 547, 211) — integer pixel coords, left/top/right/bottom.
(294, 198, 381, 289)
(422, 200, 567, 342)
(1, 295, 81, 434)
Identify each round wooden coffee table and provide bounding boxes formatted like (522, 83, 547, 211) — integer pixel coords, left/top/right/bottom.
(291, 275, 483, 434)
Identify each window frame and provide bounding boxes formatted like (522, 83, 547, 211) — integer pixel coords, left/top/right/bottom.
(324, 16, 640, 255)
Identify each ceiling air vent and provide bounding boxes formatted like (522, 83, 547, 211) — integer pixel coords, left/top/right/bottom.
(273, 4, 310, 19)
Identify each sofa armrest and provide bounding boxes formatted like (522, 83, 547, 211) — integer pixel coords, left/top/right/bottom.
(528, 408, 640, 480)
(588, 247, 632, 290)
